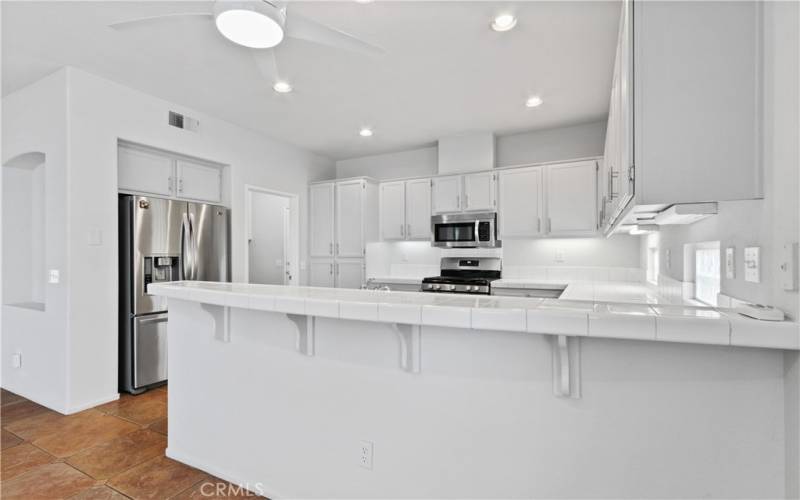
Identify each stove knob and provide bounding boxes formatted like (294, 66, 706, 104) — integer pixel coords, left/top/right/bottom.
(432, 284, 441, 290)
(470, 286, 479, 292)
(447, 285, 456, 291)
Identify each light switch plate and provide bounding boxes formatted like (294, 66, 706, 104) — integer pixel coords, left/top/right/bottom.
(725, 247, 735, 279)
(744, 247, 760, 283)
(555, 249, 565, 263)
(48, 269, 60, 284)
(780, 242, 798, 291)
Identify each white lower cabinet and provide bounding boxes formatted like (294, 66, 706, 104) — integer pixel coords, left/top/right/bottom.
(546, 161, 598, 236)
(309, 260, 335, 288)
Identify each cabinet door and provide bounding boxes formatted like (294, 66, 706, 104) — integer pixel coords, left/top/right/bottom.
(379, 181, 406, 240)
(309, 183, 335, 258)
(176, 160, 221, 202)
(463, 171, 497, 211)
(336, 180, 364, 257)
(405, 178, 432, 240)
(498, 167, 543, 238)
(615, 0, 634, 208)
(431, 176, 462, 214)
(309, 259, 335, 287)
(546, 161, 598, 236)
(335, 259, 364, 289)
(118, 147, 174, 196)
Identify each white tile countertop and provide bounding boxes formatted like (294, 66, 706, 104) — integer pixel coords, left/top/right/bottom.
(149, 281, 800, 350)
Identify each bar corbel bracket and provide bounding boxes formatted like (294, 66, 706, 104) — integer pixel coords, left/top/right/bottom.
(390, 324, 422, 373)
(551, 335, 581, 399)
(287, 314, 315, 356)
(200, 304, 231, 343)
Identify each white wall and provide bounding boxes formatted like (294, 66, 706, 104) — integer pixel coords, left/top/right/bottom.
(1, 69, 70, 412)
(335, 146, 437, 180)
(335, 120, 607, 180)
(2, 67, 336, 413)
(496, 120, 607, 167)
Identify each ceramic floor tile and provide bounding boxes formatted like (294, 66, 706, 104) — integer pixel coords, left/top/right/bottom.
(108, 455, 206, 500)
(0, 399, 56, 426)
(0, 442, 56, 480)
(32, 410, 139, 458)
(171, 476, 263, 499)
(66, 429, 167, 480)
(69, 485, 130, 500)
(148, 417, 168, 436)
(1, 428, 24, 450)
(0, 462, 95, 500)
(98, 390, 167, 426)
(1, 388, 25, 407)
(3, 409, 76, 441)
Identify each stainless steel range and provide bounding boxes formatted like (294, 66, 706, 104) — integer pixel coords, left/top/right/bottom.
(421, 257, 501, 295)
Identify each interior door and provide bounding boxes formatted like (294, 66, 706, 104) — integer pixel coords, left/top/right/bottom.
(405, 178, 432, 240)
(546, 161, 598, 235)
(309, 259, 335, 287)
(380, 181, 406, 240)
(336, 259, 365, 289)
(133, 313, 168, 388)
(188, 202, 230, 282)
(309, 183, 335, 258)
(177, 160, 221, 203)
(498, 167, 543, 238)
(432, 176, 462, 214)
(335, 180, 364, 258)
(248, 192, 290, 285)
(463, 172, 496, 211)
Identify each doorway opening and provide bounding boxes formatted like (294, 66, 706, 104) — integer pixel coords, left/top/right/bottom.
(244, 185, 299, 286)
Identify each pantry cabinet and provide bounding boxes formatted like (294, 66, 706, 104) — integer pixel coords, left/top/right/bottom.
(379, 178, 431, 241)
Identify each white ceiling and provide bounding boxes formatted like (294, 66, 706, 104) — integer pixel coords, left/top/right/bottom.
(2, 1, 619, 160)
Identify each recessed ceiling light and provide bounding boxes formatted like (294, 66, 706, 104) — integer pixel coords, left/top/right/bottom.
(214, 2, 285, 49)
(525, 95, 543, 108)
(359, 127, 373, 137)
(491, 13, 517, 32)
(354, 0, 374, 3)
(273, 81, 292, 93)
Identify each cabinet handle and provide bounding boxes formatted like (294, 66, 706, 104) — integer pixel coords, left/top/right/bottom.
(465, 194, 469, 208)
(329, 242, 333, 255)
(178, 178, 184, 194)
(168, 176, 173, 193)
(335, 242, 339, 255)
(400, 224, 404, 237)
(406, 224, 411, 237)
(329, 263, 333, 275)
(547, 218, 552, 233)
(537, 218, 541, 233)
(456, 195, 460, 210)
(336, 263, 340, 276)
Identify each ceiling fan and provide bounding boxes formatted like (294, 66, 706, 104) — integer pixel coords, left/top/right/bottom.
(110, 0, 384, 91)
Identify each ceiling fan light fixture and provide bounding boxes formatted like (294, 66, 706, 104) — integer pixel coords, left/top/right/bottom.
(491, 13, 517, 32)
(214, 1, 285, 48)
(526, 95, 543, 108)
(273, 81, 293, 93)
(359, 127, 374, 137)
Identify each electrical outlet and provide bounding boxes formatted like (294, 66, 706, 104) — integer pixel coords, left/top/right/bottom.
(358, 440, 373, 470)
(554, 249, 565, 263)
(744, 247, 760, 283)
(11, 353, 22, 369)
(48, 269, 60, 284)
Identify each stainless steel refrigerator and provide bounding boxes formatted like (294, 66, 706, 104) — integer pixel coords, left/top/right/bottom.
(119, 195, 230, 394)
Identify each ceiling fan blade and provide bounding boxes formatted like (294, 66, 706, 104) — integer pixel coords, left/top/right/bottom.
(284, 12, 385, 58)
(109, 12, 213, 30)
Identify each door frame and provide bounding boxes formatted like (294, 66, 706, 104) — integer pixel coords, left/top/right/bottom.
(243, 185, 299, 286)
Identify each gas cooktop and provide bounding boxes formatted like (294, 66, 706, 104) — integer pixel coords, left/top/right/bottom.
(421, 257, 501, 295)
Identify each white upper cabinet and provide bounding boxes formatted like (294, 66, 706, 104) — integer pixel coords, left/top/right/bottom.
(336, 179, 366, 258)
(463, 171, 497, 211)
(309, 183, 335, 258)
(118, 146, 175, 197)
(498, 167, 543, 238)
(176, 160, 221, 203)
(404, 178, 432, 239)
(380, 181, 406, 240)
(546, 161, 597, 236)
(431, 175, 462, 214)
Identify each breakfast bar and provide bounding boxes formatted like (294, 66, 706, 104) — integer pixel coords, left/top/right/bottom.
(150, 281, 797, 499)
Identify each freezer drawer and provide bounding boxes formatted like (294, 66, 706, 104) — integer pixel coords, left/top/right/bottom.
(133, 313, 168, 388)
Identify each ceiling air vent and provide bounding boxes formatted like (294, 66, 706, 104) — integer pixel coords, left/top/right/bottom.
(168, 111, 199, 132)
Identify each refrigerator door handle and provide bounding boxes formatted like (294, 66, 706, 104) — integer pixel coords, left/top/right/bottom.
(181, 213, 192, 280)
(188, 212, 198, 280)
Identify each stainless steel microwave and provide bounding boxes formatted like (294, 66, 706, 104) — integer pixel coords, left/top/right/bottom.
(431, 212, 501, 248)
